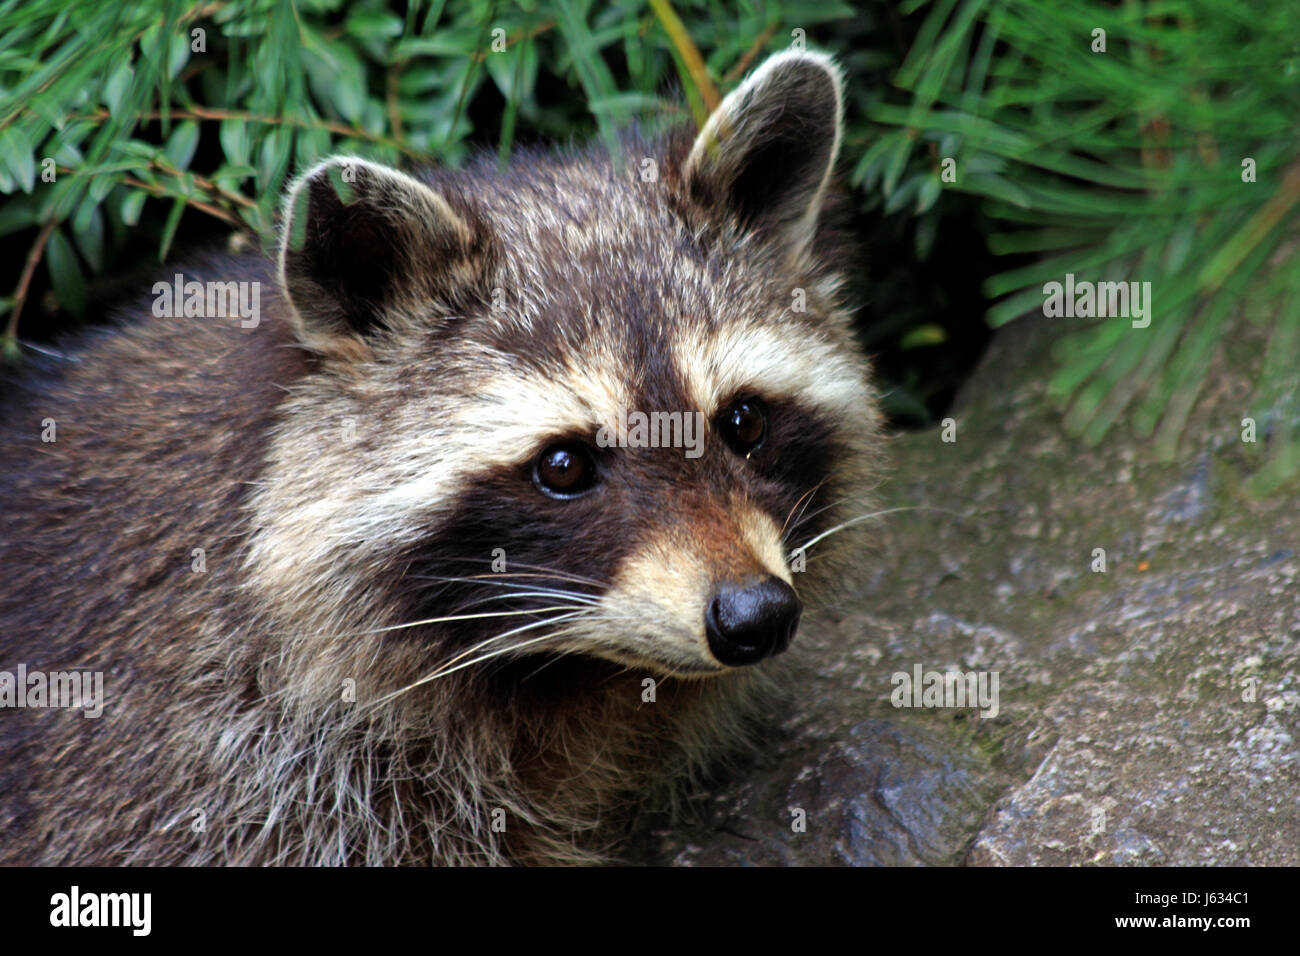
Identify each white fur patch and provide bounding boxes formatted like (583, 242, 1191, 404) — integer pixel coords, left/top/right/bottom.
(673, 316, 868, 420)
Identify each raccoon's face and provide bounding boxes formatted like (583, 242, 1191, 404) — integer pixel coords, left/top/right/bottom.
(258, 52, 882, 679)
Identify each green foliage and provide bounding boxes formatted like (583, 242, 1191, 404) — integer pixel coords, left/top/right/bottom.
(868, 0, 1300, 491)
(1, 0, 1297, 489)
(0, 0, 865, 343)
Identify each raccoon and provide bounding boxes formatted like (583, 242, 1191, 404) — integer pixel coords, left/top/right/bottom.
(0, 50, 883, 865)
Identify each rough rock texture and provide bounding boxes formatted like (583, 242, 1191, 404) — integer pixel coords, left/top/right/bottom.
(638, 316, 1299, 866)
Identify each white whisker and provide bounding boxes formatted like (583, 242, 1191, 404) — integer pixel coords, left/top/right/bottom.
(367, 612, 589, 708)
(361, 605, 587, 636)
(793, 503, 976, 554)
(410, 575, 601, 605)
(793, 506, 913, 553)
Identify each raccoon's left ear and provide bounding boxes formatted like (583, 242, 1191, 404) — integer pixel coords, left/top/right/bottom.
(278, 156, 486, 350)
(681, 50, 843, 257)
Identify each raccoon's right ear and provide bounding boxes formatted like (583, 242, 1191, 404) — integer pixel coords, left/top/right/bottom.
(680, 50, 843, 258)
(279, 157, 485, 348)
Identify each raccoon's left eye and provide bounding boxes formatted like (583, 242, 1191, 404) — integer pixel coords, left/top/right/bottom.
(719, 398, 767, 456)
(533, 442, 599, 498)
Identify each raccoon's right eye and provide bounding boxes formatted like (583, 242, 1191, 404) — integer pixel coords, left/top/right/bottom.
(533, 442, 599, 499)
(719, 397, 767, 457)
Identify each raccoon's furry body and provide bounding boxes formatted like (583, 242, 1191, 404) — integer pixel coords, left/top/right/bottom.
(0, 51, 882, 865)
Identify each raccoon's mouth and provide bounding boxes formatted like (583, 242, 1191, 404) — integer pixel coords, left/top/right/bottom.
(582, 645, 728, 678)
(659, 661, 730, 678)
(569, 637, 792, 678)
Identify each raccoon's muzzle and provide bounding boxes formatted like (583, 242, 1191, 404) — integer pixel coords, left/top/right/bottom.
(704, 575, 802, 666)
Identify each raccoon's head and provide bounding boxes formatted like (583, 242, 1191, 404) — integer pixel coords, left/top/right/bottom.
(254, 51, 883, 682)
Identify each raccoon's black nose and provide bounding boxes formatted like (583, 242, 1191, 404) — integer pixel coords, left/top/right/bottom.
(705, 576, 802, 666)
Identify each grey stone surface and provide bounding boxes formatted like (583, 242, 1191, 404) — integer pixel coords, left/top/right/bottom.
(640, 316, 1300, 866)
